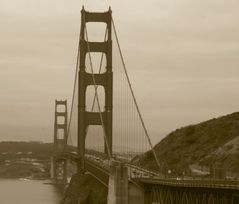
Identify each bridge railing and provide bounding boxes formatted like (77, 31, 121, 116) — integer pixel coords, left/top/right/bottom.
(138, 177, 239, 190)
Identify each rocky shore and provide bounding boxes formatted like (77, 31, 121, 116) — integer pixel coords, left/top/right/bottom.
(61, 172, 107, 204)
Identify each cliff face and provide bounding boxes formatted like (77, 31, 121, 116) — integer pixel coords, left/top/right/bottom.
(61, 173, 107, 204)
(134, 112, 239, 175)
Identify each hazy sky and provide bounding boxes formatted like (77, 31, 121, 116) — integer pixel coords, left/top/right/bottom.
(0, 0, 239, 144)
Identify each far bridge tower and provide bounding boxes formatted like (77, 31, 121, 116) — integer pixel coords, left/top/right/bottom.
(51, 100, 68, 183)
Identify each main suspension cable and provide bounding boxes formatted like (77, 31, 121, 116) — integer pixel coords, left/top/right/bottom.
(112, 17, 161, 170)
(66, 22, 81, 144)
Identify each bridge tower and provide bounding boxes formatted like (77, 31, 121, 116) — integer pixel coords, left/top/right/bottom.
(51, 100, 68, 183)
(78, 8, 113, 169)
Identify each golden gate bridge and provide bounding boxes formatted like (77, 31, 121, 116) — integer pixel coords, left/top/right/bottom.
(51, 7, 239, 204)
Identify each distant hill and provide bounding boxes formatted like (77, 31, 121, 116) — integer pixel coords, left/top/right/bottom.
(0, 141, 53, 159)
(0, 141, 76, 178)
(0, 141, 76, 159)
(134, 112, 239, 176)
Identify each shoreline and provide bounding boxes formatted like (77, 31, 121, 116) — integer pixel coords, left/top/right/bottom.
(0, 176, 50, 180)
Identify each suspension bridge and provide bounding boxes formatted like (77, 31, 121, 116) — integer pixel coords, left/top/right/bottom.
(51, 7, 239, 204)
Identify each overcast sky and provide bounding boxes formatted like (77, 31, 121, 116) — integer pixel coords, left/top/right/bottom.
(0, 0, 239, 144)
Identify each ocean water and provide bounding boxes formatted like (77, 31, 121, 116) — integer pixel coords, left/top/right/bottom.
(0, 179, 62, 204)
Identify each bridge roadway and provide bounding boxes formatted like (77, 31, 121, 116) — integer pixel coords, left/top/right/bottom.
(55, 152, 110, 186)
(55, 152, 239, 190)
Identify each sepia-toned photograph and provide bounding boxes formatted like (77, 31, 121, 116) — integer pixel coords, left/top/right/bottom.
(0, 0, 239, 203)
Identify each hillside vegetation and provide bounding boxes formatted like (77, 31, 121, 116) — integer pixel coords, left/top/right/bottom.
(0, 141, 53, 159)
(135, 112, 239, 175)
(0, 141, 54, 178)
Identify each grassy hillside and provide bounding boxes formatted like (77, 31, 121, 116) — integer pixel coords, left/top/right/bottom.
(135, 112, 239, 176)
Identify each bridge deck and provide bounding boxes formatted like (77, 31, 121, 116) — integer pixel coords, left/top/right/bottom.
(138, 178, 239, 190)
(55, 152, 239, 191)
(55, 152, 110, 187)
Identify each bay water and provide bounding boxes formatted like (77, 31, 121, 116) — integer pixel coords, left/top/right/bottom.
(0, 179, 62, 204)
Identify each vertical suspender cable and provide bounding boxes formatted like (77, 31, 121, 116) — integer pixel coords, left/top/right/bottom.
(112, 17, 161, 171)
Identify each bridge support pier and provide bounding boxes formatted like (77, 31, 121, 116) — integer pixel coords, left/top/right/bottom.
(51, 156, 67, 183)
(50, 156, 55, 179)
(108, 161, 128, 204)
(107, 161, 145, 204)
